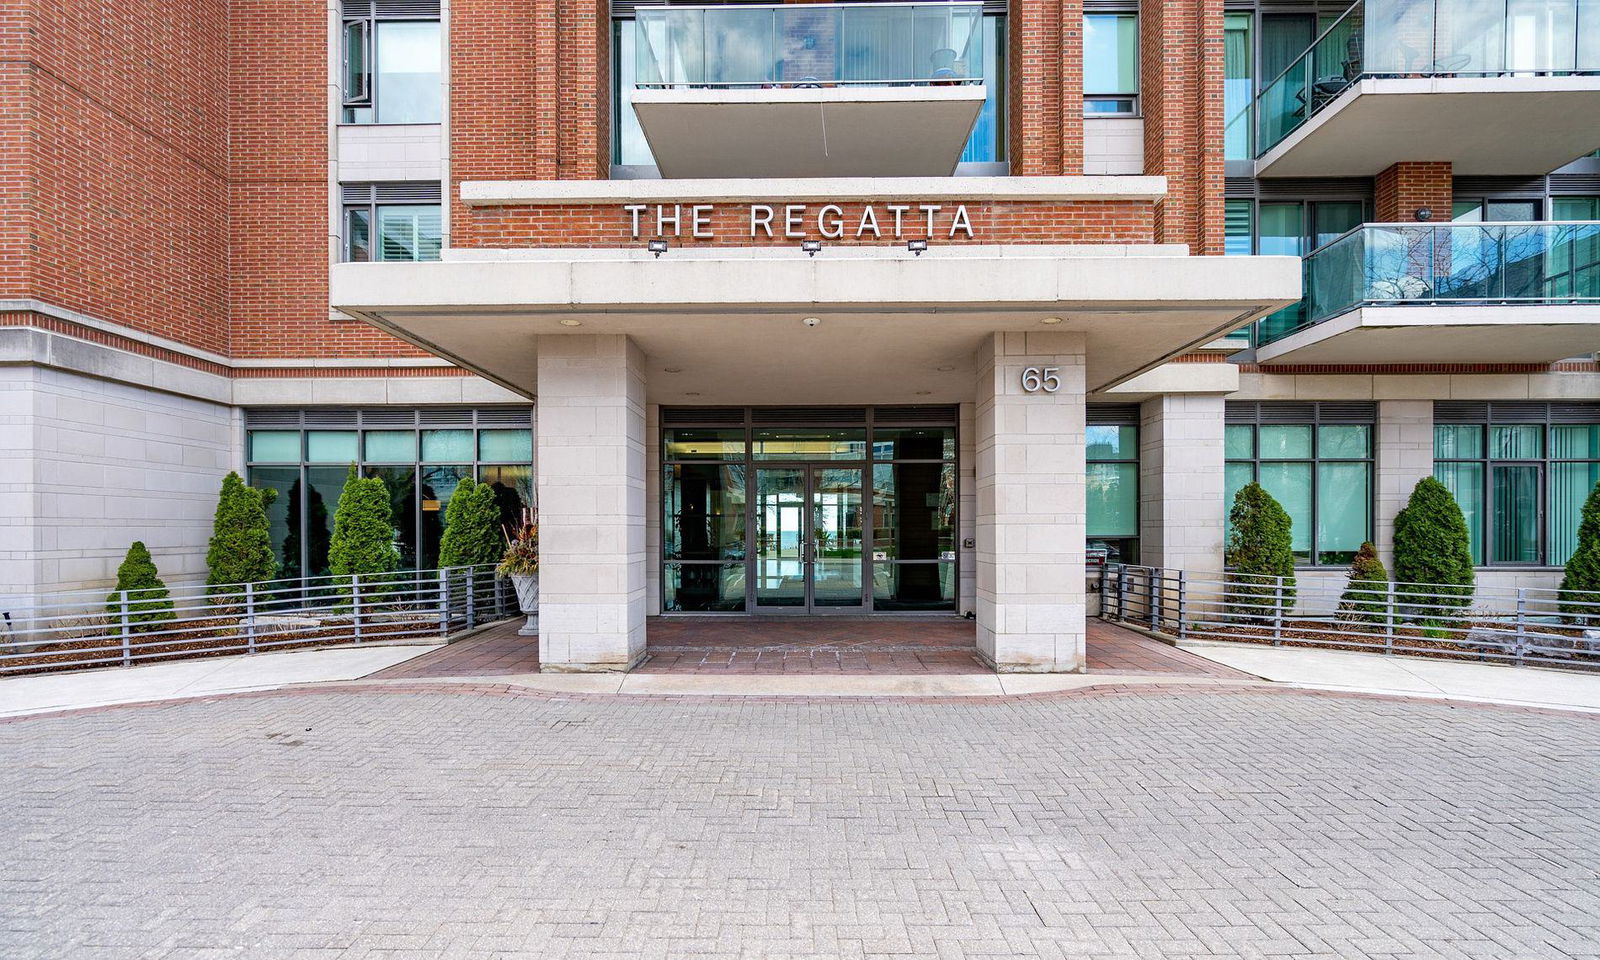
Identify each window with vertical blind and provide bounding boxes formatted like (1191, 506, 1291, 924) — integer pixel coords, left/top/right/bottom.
(1433, 402, 1600, 567)
(1225, 402, 1374, 566)
(1086, 405, 1138, 564)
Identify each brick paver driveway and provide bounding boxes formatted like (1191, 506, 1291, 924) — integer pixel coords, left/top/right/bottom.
(3, 687, 1598, 959)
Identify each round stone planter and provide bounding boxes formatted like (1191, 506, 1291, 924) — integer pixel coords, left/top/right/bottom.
(510, 573, 539, 636)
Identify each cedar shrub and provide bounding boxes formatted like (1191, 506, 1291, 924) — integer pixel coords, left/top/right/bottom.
(206, 473, 278, 606)
(1335, 541, 1390, 628)
(1225, 482, 1297, 619)
(1392, 476, 1475, 628)
(328, 465, 400, 591)
(438, 478, 503, 569)
(1559, 479, 1600, 624)
(104, 541, 175, 632)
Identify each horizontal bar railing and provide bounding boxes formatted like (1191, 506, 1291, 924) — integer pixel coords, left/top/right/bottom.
(1250, 0, 1600, 159)
(635, 1, 985, 90)
(1253, 221, 1600, 347)
(0, 564, 516, 677)
(1098, 562, 1600, 669)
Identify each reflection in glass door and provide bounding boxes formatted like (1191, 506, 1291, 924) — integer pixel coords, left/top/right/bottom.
(754, 466, 864, 612)
(810, 468, 864, 608)
(755, 468, 807, 608)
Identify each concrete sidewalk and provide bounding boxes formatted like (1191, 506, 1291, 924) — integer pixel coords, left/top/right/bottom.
(0, 642, 440, 718)
(1180, 639, 1600, 713)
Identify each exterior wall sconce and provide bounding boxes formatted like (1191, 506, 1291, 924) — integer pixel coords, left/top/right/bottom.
(1414, 207, 1433, 222)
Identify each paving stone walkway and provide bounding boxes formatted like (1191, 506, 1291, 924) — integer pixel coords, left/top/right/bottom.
(4, 686, 1598, 959)
(371, 617, 1247, 679)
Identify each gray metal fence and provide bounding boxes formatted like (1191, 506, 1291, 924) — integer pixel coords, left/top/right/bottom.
(1098, 563, 1600, 670)
(0, 565, 516, 677)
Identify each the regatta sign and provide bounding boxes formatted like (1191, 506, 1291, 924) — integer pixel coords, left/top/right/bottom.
(623, 203, 975, 241)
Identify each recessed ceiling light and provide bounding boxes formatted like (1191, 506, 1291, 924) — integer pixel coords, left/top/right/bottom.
(559, 318, 582, 327)
(664, 367, 683, 373)
(802, 317, 821, 327)
(936, 365, 955, 372)
(685, 391, 702, 396)
(1040, 317, 1063, 325)
(914, 390, 932, 396)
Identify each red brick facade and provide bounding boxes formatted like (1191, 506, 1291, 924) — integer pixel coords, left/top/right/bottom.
(1008, 0, 1084, 175)
(1, 0, 230, 354)
(1140, 0, 1224, 255)
(1375, 161, 1454, 223)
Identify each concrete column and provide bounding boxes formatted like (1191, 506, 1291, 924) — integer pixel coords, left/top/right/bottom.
(535, 335, 647, 672)
(1375, 400, 1435, 570)
(1138, 394, 1226, 572)
(974, 331, 1086, 673)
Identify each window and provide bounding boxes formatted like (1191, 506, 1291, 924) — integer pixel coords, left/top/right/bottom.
(1225, 403, 1374, 566)
(1083, 13, 1138, 115)
(244, 409, 533, 578)
(342, 2, 442, 124)
(1086, 408, 1139, 565)
(342, 183, 442, 262)
(1223, 12, 1253, 160)
(1433, 403, 1600, 567)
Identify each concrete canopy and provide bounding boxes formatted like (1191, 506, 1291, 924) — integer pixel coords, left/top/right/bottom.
(1255, 77, 1600, 178)
(1251, 304, 1600, 365)
(631, 86, 986, 179)
(332, 248, 1301, 403)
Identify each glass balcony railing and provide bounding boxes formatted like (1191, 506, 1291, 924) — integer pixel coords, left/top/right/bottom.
(1254, 221, 1600, 347)
(634, 2, 984, 89)
(1236, 0, 1600, 159)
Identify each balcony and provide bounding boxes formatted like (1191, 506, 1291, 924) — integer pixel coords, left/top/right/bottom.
(631, 2, 986, 178)
(1232, 0, 1600, 177)
(1251, 222, 1600, 363)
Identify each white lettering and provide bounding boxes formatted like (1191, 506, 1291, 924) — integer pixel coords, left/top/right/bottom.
(919, 203, 941, 237)
(949, 204, 973, 239)
(690, 204, 713, 239)
(817, 204, 844, 240)
(886, 204, 910, 238)
(656, 204, 681, 237)
(784, 204, 806, 239)
(750, 204, 775, 238)
(625, 204, 647, 240)
(855, 205, 881, 239)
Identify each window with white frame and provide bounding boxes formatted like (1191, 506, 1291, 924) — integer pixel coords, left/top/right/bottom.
(342, 182, 442, 262)
(342, 0, 443, 124)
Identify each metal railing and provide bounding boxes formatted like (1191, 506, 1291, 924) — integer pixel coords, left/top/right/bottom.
(1098, 563, 1600, 669)
(1253, 221, 1600, 347)
(634, 2, 985, 89)
(1234, 0, 1600, 159)
(0, 565, 517, 678)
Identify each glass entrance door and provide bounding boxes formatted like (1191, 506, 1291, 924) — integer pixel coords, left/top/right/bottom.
(754, 466, 864, 612)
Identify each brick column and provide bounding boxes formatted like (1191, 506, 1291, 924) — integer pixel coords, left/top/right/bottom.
(1375, 162, 1453, 222)
(1375, 400, 1435, 570)
(1009, 0, 1083, 174)
(1141, 0, 1224, 254)
(535, 335, 647, 672)
(974, 331, 1087, 672)
(1138, 394, 1226, 572)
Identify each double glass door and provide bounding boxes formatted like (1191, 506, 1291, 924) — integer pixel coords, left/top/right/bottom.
(754, 466, 864, 612)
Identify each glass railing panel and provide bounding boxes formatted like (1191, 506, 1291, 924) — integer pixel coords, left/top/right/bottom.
(1251, 0, 1600, 158)
(1257, 223, 1600, 348)
(635, 3, 983, 90)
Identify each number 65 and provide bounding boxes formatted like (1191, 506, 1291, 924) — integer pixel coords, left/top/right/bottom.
(1021, 366, 1061, 393)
